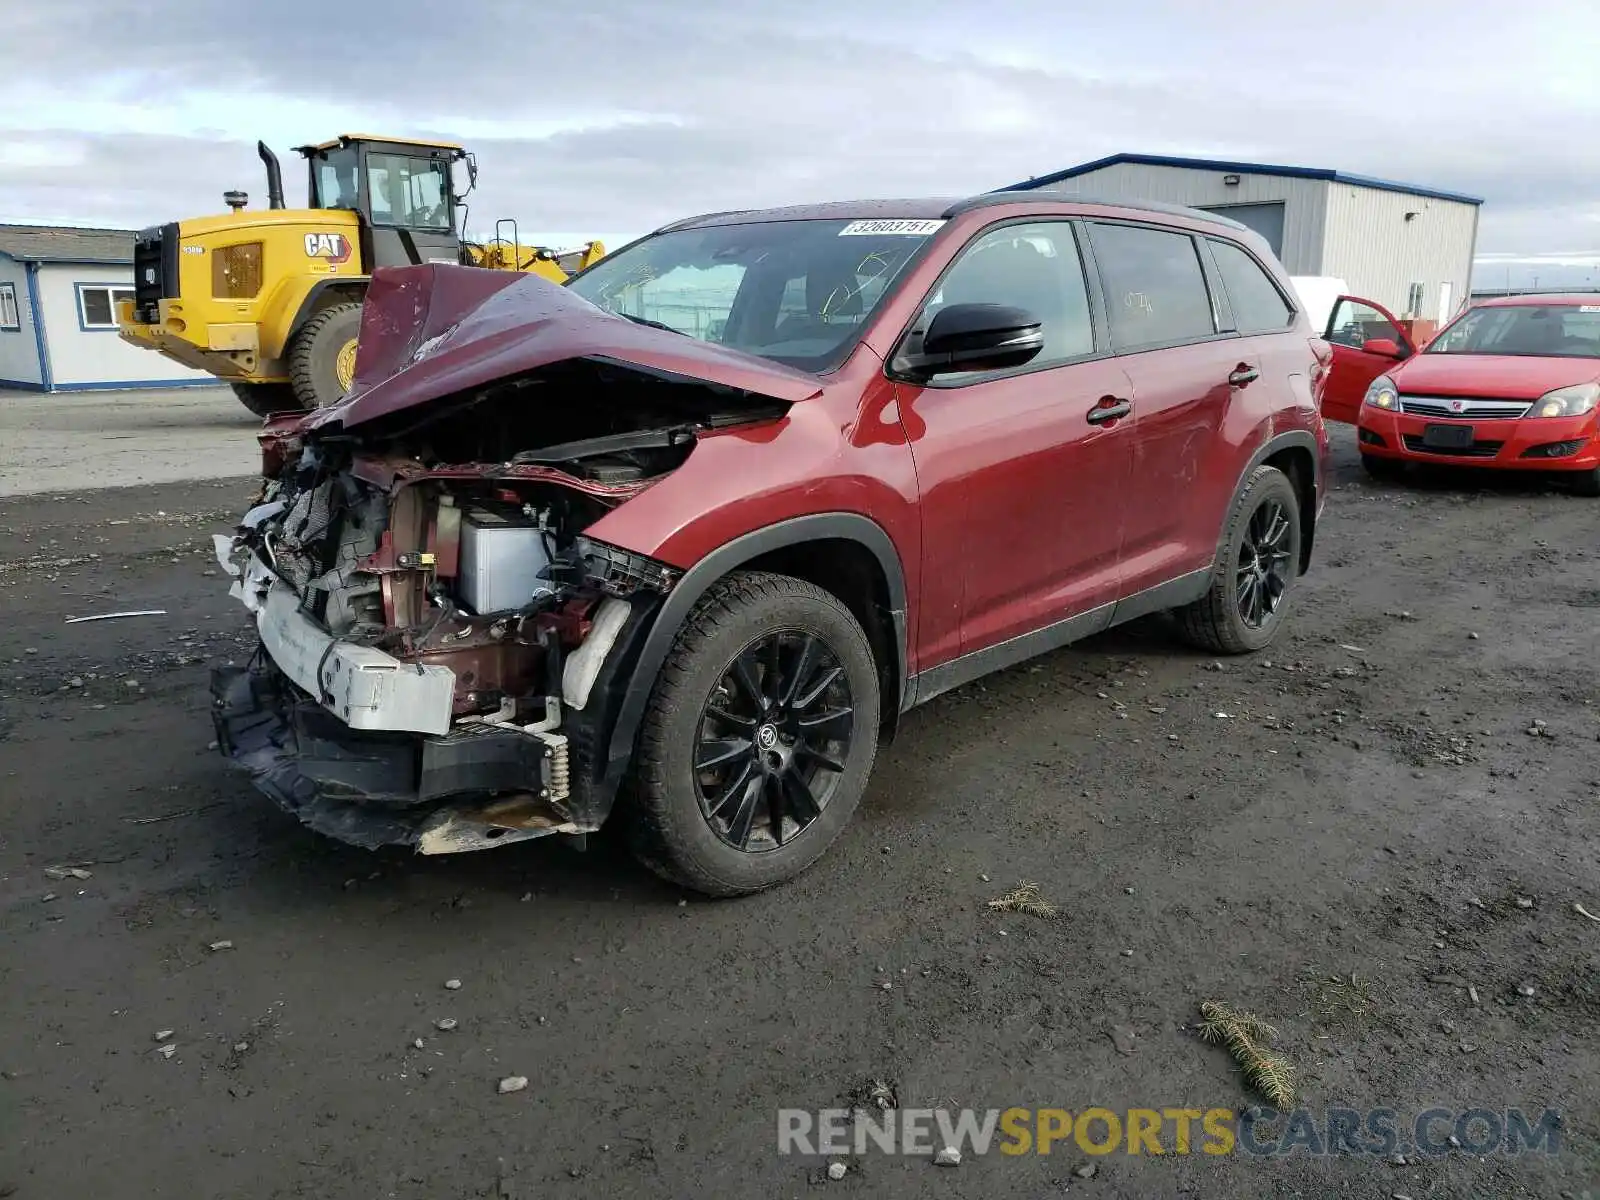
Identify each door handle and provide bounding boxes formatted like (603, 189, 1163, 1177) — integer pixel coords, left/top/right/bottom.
(1086, 398, 1132, 425)
(1228, 364, 1260, 387)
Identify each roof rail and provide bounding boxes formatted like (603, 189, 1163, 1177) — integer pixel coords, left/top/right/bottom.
(943, 190, 1251, 232)
(653, 209, 756, 234)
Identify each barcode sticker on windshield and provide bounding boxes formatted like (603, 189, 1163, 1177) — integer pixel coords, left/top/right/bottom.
(1581, 305, 1600, 312)
(838, 219, 946, 237)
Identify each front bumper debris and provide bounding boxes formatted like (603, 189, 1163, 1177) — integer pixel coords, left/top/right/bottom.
(215, 534, 457, 736)
(212, 660, 579, 853)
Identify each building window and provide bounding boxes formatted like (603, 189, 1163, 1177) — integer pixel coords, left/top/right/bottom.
(77, 284, 136, 331)
(1406, 282, 1426, 318)
(0, 283, 19, 332)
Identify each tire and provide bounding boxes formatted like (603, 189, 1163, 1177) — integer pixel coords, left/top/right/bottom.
(229, 381, 302, 418)
(287, 301, 363, 409)
(1178, 465, 1302, 655)
(1564, 467, 1600, 497)
(629, 571, 881, 897)
(1361, 452, 1407, 482)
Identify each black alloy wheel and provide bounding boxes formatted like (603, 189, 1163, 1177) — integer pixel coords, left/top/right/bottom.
(1176, 463, 1301, 654)
(693, 631, 855, 853)
(1235, 497, 1294, 629)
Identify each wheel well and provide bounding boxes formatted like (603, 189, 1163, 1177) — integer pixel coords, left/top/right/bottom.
(289, 282, 366, 344)
(1263, 445, 1317, 573)
(741, 538, 902, 738)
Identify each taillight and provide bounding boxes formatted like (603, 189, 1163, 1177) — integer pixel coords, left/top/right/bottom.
(1308, 337, 1332, 396)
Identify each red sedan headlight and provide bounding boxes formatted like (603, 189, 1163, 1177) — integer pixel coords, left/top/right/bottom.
(1528, 383, 1599, 418)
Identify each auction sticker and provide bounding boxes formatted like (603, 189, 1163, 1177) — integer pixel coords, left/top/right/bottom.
(838, 219, 946, 236)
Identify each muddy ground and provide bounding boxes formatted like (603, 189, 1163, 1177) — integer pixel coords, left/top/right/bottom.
(1, 428, 1596, 1199)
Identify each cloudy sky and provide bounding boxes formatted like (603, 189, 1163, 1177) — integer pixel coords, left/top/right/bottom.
(6, 0, 1597, 289)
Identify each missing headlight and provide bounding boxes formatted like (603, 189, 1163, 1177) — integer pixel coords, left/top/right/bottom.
(575, 537, 678, 597)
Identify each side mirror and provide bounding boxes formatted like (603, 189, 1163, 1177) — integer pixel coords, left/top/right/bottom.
(901, 303, 1044, 376)
(1362, 337, 1403, 358)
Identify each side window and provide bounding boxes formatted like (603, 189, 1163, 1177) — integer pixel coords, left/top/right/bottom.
(1209, 240, 1294, 334)
(921, 221, 1094, 380)
(1088, 223, 1216, 351)
(365, 155, 451, 229)
(1326, 298, 1403, 349)
(314, 148, 359, 210)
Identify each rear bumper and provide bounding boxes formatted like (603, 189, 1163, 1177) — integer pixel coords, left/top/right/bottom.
(117, 316, 278, 383)
(211, 660, 579, 853)
(1358, 409, 1600, 470)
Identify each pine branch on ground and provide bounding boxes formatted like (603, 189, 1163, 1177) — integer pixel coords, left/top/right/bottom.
(1197, 999, 1297, 1109)
(985, 882, 1058, 918)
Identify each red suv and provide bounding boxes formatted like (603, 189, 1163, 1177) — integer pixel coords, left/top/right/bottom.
(1323, 293, 1600, 493)
(211, 193, 1329, 895)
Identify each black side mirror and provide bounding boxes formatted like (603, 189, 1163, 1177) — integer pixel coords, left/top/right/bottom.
(899, 303, 1045, 376)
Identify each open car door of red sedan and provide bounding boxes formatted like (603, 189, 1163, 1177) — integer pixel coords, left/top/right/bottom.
(1321, 295, 1416, 423)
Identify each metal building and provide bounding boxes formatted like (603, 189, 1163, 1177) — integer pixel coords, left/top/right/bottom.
(1003, 154, 1482, 325)
(0, 224, 213, 392)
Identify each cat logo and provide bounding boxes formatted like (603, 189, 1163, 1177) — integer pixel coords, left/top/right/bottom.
(303, 232, 353, 265)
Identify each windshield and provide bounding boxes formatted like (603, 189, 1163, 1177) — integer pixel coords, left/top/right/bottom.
(564, 218, 941, 371)
(1426, 303, 1600, 359)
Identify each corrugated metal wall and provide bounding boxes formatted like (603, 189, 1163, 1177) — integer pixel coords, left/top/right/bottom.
(1320, 185, 1478, 322)
(1033, 162, 1329, 274)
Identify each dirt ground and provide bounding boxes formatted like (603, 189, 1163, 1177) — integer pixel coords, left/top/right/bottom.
(1, 427, 1596, 1199)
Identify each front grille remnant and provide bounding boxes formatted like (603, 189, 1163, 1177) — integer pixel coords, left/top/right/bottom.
(1399, 397, 1530, 420)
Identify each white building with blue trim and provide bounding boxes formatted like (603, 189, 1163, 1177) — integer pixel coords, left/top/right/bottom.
(0, 224, 213, 392)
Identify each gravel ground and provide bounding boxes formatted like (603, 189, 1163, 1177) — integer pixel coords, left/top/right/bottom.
(0, 427, 1596, 1199)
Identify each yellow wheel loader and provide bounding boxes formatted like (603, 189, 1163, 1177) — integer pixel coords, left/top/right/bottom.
(116, 135, 605, 415)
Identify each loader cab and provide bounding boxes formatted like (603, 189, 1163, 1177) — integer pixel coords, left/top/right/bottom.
(295, 134, 469, 271)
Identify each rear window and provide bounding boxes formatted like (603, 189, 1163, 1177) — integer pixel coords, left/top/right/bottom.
(1088, 223, 1217, 350)
(1209, 240, 1294, 333)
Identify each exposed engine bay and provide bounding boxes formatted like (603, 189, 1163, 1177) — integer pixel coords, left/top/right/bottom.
(210, 352, 788, 855)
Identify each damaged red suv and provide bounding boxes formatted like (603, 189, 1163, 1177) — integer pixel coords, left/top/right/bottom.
(212, 193, 1329, 895)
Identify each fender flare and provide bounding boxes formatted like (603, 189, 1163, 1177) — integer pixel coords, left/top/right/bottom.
(286, 277, 371, 345)
(1222, 428, 1321, 570)
(600, 513, 909, 786)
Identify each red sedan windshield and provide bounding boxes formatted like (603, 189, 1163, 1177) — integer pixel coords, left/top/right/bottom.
(1427, 303, 1600, 359)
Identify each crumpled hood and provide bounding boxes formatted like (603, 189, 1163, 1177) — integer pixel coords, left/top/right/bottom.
(1393, 351, 1600, 399)
(300, 265, 824, 433)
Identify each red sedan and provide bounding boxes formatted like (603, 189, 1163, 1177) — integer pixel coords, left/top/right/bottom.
(1324, 293, 1600, 494)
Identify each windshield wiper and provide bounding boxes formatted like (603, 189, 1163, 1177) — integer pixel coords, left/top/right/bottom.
(615, 312, 687, 336)
(511, 425, 697, 465)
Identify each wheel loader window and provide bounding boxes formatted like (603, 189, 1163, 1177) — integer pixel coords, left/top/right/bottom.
(366, 154, 451, 230)
(313, 148, 361, 212)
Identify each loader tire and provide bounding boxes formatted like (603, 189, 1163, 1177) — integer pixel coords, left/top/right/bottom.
(229, 381, 301, 418)
(287, 302, 363, 410)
